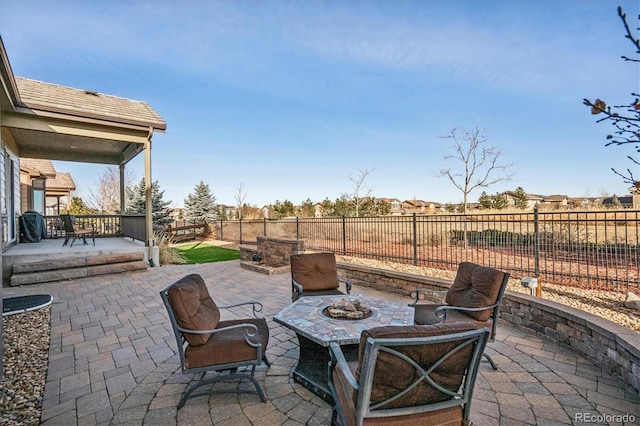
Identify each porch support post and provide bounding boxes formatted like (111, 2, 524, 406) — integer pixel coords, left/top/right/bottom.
(119, 164, 125, 214)
(144, 132, 154, 263)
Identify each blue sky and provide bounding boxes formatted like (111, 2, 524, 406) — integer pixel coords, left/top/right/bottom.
(1, 0, 638, 208)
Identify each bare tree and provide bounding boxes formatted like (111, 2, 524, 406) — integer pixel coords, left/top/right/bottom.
(438, 127, 514, 214)
(234, 182, 247, 219)
(348, 168, 374, 217)
(89, 166, 136, 213)
(583, 6, 640, 190)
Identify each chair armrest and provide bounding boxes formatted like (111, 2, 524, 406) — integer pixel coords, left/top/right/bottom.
(176, 322, 259, 337)
(329, 342, 359, 390)
(339, 278, 352, 294)
(292, 279, 304, 301)
(218, 301, 265, 318)
(434, 302, 500, 322)
(409, 288, 448, 305)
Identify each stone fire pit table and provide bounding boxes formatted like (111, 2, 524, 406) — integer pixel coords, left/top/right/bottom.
(273, 294, 414, 402)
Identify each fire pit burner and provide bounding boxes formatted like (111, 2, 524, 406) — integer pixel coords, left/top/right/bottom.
(322, 298, 374, 320)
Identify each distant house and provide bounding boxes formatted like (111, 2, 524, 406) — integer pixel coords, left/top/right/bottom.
(261, 205, 271, 219)
(218, 204, 239, 219)
(568, 197, 603, 209)
(602, 195, 639, 208)
(543, 194, 569, 207)
(503, 191, 544, 209)
(20, 158, 75, 215)
(401, 199, 440, 215)
(375, 198, 403, 215)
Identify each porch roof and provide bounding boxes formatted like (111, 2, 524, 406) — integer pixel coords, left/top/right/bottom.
(0, 37, 166, 166)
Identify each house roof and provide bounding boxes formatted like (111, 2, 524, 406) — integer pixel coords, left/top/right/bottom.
(20, 158, 56, 177)
(1, 36, 166, 168)
(46, 172, 75, 191)
(15, 77, 166, 131)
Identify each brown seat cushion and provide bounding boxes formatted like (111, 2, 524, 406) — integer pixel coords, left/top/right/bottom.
(357, 322, 478, 410)
(166, 274, 220, 347)
(291, 253, 339, 291)
(184, 317, 269, 370)
(300, 288, 345, 298)
(412, 304, 490, 330)
(445, 262, 506, 321)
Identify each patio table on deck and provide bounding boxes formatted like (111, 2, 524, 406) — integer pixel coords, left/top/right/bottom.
(273, 294, 414, 402)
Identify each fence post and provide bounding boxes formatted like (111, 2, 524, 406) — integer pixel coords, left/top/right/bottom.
(296, 217, 300, 240)
(342, 216, 347, 255)
(220, 219, 223, 240)
(413, 213, 418, 266)
(534, 206, 541, 297)
(263, 217, 267, 236)
(239, 218, 243, 245)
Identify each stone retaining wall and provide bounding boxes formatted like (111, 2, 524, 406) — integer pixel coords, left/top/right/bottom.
(336, 262, 640, 393)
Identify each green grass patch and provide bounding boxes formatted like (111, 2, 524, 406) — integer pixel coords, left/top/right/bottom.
(174, 242, 240, 264)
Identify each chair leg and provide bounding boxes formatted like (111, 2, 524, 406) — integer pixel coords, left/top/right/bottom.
(262, 354, 271, 367)
(484, 353, 498, 370)
(177, 368, 267, 409)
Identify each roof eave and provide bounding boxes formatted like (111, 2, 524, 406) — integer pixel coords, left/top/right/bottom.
(13, 104, 166, 133)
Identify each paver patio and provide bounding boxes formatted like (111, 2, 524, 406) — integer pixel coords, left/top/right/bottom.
(4, 260, 639, 425)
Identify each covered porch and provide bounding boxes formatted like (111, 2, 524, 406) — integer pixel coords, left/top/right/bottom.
(2, 237, 147, 287)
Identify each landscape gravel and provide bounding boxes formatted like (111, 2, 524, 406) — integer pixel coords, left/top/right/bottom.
(336, 255, 640, 332)
(0, 307, 50, 425)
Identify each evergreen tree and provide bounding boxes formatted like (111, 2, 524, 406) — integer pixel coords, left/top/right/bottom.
(478, 191, 493, 209)
(333, 194, 355, 217)
(492, 192, 509, 210)
(184, 180, 218, 222)
(298, 198, 316, 217)
(513, 187, 529, 209)
(319, 198, 335, 217)
(125, 179, 173, 229)
(271, 199, 296, 218)
(66, 196, 96, 215)
(609, 194, 622, 209)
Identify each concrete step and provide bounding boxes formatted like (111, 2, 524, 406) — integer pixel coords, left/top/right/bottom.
(10, 253, 147, 286)
(12, 252, 144, 274)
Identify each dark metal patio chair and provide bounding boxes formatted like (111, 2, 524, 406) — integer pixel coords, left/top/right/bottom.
(328, 322, 490, 426)
(290, 252, 352, 302)
(60, 214, 95, 247)
(409, 261, 510, 370)
(160, 273, 271, 409)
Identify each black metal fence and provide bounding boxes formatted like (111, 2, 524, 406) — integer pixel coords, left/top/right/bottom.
(215, 209, 640, 292)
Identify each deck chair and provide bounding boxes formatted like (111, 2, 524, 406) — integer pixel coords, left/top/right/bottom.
(329, 322, 490, 426)
(60, 214, 95, 247)
(290, 252, 352, 302)
(409, 262, 510, 370)
(160, 273, 271, 409)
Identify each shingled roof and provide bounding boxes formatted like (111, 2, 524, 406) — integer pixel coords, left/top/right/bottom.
(47, 172, 76, 191)
(15, 77, 166, 131)
(20, 158, 56, 177)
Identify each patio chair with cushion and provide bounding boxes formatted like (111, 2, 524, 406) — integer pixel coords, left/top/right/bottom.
(409, 261, 510, 370)
(290, 252, 352, 302)
(328, 322, 490, 426)
(60, 214, 95, 247)
(160, 273, 271, 409)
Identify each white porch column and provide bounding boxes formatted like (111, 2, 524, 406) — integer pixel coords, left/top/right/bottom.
(144, 136, 154, 264)
(119, 164, 125, 214)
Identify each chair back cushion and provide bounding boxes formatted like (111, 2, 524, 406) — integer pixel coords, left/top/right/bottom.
(358, 322, 478, 410)
(290, 253, 339, 291)
(445, 262, 506, 321)
(166, 274, 220, 346)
